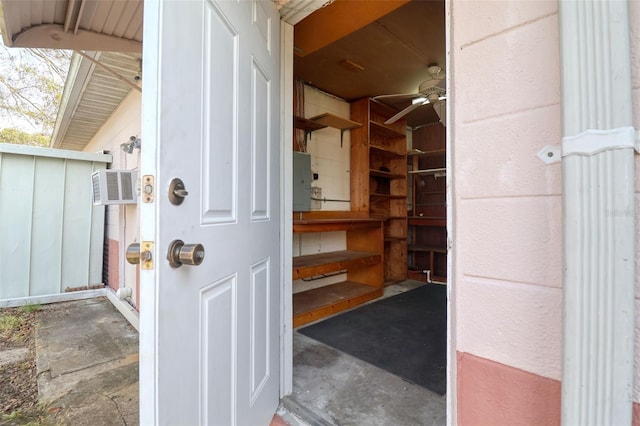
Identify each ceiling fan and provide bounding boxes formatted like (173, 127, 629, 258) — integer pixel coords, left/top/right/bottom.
(374, 64, 446, 125)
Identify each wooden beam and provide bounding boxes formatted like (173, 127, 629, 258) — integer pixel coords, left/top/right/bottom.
(293, 0, 409, 57)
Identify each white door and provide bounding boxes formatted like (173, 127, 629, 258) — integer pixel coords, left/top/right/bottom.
(139, 0, 281, 424)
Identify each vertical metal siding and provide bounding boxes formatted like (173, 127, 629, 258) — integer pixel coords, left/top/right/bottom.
(0, 144, 112, 299)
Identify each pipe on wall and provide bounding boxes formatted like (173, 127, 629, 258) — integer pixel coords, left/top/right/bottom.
(559, 1, 635, 424)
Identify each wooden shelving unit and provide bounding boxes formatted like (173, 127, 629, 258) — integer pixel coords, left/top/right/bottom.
(350, 98, 408, 284)
(407, 124, 447, 283)
(292, 214, 384, 327)
(294, 113, 361, 147)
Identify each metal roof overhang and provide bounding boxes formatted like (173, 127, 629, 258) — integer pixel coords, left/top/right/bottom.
(0, 0, 331, 150)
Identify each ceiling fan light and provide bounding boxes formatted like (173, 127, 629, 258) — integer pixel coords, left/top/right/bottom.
(412, 96, 427, 105)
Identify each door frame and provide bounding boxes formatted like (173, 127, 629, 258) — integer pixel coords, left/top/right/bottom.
(280, 21, 294, 397)
(277, 4, 455, 421)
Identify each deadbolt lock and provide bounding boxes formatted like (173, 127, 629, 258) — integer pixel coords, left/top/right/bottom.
(126, 242, 154, 270)
(168, 178, 189, 205)
(167, 240, 205, 268)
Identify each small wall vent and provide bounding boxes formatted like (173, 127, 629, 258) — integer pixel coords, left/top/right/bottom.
(92, 170, 138, 205)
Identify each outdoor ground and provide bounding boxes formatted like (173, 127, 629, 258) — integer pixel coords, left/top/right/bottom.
(0, 299, 139, 426)
(0, 304, 48, 425)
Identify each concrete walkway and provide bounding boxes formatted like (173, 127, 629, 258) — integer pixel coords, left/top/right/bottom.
(36, 298, 139, 425)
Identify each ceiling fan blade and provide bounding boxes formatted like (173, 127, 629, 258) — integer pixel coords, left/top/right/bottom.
(384, 102, 424, 125)
(372, 92, 419, 101)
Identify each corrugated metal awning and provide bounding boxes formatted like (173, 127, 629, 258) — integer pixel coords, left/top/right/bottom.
(51, 51, 141, 150)
(0, 0, 142, 52)
(0, 0, 327, 151)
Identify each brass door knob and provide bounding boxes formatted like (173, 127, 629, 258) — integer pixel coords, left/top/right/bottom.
(167, 240, 205, 268)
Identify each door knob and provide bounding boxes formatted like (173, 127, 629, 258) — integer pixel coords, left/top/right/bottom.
(167, 240, 205, 267)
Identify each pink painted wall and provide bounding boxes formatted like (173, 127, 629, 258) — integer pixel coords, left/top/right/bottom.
(452, 0, 640, 421)
(450, 0, 563, 420)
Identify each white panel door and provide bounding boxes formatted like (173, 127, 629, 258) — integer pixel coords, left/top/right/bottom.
(139, 0, 281, 424)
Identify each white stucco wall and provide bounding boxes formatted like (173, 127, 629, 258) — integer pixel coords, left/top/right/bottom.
(452, 0, 563, 380)
(292, 85, 352, 293)
(84, 90, 141, 307)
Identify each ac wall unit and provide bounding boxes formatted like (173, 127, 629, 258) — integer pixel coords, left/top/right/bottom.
(92, 169, 138, 205)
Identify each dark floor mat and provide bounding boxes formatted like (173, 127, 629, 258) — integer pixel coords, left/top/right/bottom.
(298, 284, 447, 395)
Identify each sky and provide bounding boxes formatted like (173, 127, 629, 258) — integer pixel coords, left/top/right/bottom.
(0, 42, 71, 135)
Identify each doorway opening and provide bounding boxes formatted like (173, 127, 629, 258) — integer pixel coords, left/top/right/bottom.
(284, 1, 448, 424)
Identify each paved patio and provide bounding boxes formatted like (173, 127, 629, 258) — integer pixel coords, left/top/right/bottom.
(36, 297, 139, 425)
(29, 297, 302, 426)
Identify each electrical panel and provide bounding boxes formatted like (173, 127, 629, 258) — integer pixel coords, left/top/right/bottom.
(293, 152, 311, 211)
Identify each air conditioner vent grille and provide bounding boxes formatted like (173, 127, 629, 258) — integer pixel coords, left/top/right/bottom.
(120, 172, 134, 201)
(106, 172, 120, 201)
(91, 170, 138, 205)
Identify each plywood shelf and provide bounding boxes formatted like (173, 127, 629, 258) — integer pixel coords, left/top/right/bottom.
(292, 215, 384, 324)
(369, 169, 405, 179)
(385, 236, 407, 242)
(294, 116, 327, 132)
(370, 192, 406, 199)
(408, 244, 447, 253)
(293, 250, 381, 280)
(351, 97, 408, 285)
(407, 123, 447, 284)
(408, 216, 446, 226)
(407, 148, 446, 157)
(293, 281, 383, 328)
(293, 218, 381, 233)
(307, 113, 361, 130)
(370, 120, 405, 139)
(369, 144, 405, 159)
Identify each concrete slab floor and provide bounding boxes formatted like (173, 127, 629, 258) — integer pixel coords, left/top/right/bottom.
(284, 281, 446, 426)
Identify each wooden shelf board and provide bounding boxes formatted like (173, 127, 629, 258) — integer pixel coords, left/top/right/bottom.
(369, 169, 405, 179)
(408, 245, 447, 253)
(293, 281, 383, 328)
(370, 192, 406, 199)
(294, 116, 326, 132)
(308, 113, 361, 130)
(294, 218, 383, 233)
(407, 148, 446, 156)
(369, 144, 405, 159)
(384, 236, 407, 242)
(408, 216, 446, 226)
(293, 250, 381, 280)
(370, 120, 405, 139)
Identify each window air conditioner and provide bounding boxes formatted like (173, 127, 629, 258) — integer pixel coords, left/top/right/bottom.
(91, 169, 138, 205)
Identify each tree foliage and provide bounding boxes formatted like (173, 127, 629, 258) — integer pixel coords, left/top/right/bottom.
(0, 128, 49, 147)
(0, 45, 71, 139)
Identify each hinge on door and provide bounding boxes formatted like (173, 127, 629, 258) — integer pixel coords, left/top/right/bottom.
(142, 175, 155, 203)
(141, 241, 154, 270)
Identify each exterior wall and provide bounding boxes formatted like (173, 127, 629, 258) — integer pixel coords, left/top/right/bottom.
(451, 1, 563, 422)
(84, 91, 141, 309)
(293, 85, 352, 293)
(0, 145, 110, 299)
(631, 0, 640, 420)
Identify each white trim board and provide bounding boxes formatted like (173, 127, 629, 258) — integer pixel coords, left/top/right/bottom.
(0, 287, 140, 332)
